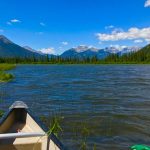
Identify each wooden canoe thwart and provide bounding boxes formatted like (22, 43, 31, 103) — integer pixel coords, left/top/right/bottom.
(0, 101, 66, 150)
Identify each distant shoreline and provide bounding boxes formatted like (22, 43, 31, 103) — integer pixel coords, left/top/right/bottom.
(5, 62, 150, 65)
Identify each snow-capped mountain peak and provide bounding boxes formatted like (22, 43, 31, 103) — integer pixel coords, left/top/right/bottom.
(73, 45, 99, 52)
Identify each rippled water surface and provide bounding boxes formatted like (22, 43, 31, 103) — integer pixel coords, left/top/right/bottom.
(1, 65, 150, 149)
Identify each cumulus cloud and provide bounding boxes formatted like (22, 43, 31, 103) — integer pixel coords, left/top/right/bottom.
(145, 0, 150, 7)
(96, 27, 150, 43)
(134, 39, 143, 43)
(38, 48, 55, 55)
(61, 41, 68, 45)
(40, 22, 46, 26)
(105, 25, 114, 29)
(7, 19, 21, 25)
(10, 19, 21, 23)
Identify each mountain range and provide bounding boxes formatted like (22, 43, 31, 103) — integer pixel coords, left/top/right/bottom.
(0, 35, 44, 58)
(61, 45, 141, 59)
(0, 35, 143, 59)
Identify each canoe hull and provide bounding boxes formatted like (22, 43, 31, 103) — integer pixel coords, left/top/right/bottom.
(0, 101, 66, 150)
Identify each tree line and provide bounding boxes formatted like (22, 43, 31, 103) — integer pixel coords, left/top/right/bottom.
(0, 49, 150, 64)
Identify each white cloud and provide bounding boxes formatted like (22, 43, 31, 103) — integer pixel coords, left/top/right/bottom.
(96, 27, 150, 43)
(10, 19, 21, 23)
(145, 0, 150, 7)
(40, 22, 46, 26)
(105, 25, 114, 29)
(134, 39, 143, 43)
(61, 41, 68, 45)
(7, 19, 21, 25)
(38, 48, 55, 55)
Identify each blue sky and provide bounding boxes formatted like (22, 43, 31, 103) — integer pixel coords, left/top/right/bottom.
(0, 0, 150, 54)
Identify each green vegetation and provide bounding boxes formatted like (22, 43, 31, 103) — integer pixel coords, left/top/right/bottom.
(40, 115, 63, 138)
(0, 55, 101, 64)
(47, 116, 63, 138)
(0, 100, 4, 118)
(0, 64, 15, 82)
(102, 45, 150, 64)
(93, 144, 97, 150)
(40, 115, 97, 149)
(104, 46, 150, 64)
(0, 110, 4, 118)
(0, 44, 150, 64)
(0, 72, 14, 82)
(0, 64, 16, 71)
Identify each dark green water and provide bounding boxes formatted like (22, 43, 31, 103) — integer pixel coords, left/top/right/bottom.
(1, 65, 150, 150)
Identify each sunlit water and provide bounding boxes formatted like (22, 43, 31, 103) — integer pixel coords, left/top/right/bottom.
(1, 64, 150, 150)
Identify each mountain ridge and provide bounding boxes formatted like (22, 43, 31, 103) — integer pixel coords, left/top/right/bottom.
(60, 46, 141, 59)
(0, 35, 43, 58)
(0, 35, 143, 59)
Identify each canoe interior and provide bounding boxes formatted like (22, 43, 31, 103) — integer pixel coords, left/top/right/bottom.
(0, 108, 60, 150)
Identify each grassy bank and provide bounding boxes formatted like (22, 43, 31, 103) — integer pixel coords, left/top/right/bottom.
(0, 64, 16, 71)
(0, 64, 15, 82)
(0, 72, 14, 82)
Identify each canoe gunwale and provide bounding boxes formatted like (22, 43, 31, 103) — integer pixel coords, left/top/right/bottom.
(0, 132, 46, 139)
(0, 109, 13, 127)
(0, 101, 67, 150)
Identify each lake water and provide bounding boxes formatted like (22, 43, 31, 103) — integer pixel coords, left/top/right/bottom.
(1, 65, 150, 149)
